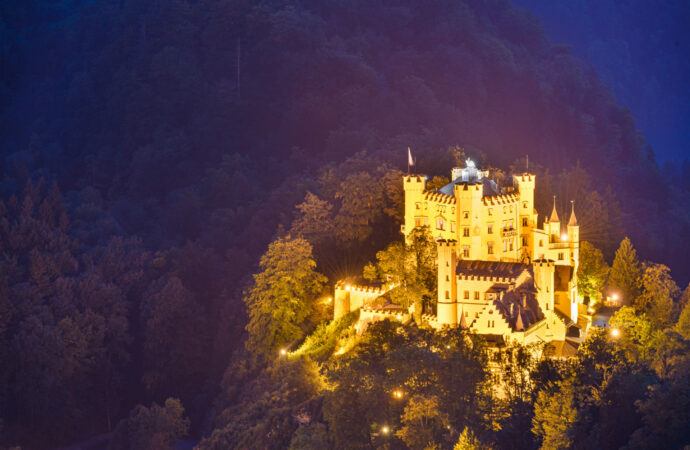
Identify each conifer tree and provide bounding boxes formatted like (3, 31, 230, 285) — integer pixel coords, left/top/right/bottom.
(608, 237, 642, 305)
(577, 241, 610, 302)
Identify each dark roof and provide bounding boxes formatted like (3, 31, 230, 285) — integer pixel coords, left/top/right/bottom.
(554, 265, 573, 291)
(457, 260, 529, 278)
(438, 177, 504, 197)
(544, 339, 579, 358)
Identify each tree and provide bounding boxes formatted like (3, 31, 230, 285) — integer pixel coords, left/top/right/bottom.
(636, 263, 680, 327)
(396, 395, 450, 449)
(110, 398, 190, 450)
(676, 300, 690, 340)
(608, 237, 642, 305)
(454, 428, 487, 450)
(290, 192, 334, 247)
(244, 237, 327, 359)
(576, 241, 609, 302)
(532, 380, 578, 449)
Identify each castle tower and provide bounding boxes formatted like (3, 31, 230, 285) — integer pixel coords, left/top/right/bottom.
(437, 239, 458, 326)
(333, 284, 351, 320)
(514, 173, 536, 254)
(548, 196, 561, 241)
(403, 175, 427, 239)
(533, 259, 555, 314)
(454, 182, 484, 259)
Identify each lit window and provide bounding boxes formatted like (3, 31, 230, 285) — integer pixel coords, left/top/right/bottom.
(522, 236, 527, 246)
(451, 207, 455, 214)
(463, 228, 470, 237)
(451, 222, 456, 233)
(539, 240, 543, 247)
(475, 312, 479, 318)
(558, 252, 564, 260)
(488, 224, 493, 234)
(464, 311, 469, 317)
(463, 246, 470, 258)
(445, 290, 450, 299)
(415, 218, 422, 227)
(464, 291, 470, 299)
(424, 218, 428, 226)
(474, 291, 479, 300)
(436, 218, 445, 230)
(503, 240, 507, 252)
(522, 217, 528, 227)
(509, 241, 514, 251)
(488, 242, 494, 254)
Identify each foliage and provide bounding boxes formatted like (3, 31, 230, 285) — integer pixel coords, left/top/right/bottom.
(292, 311, 359, 361)
(396, 394, 450, 449)
(577, 241, 609, 302)
(244, 237, 327, 359)
(532, 380, 578, 449)
(636, 263, 680, 328)
(608, 237, 642, 305)
(109, 398, 190, 450)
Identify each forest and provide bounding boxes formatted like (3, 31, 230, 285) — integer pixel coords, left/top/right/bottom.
(0, 0, 689, 448)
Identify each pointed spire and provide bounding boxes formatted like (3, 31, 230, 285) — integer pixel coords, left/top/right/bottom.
(459, 308, 467, 328)
(515, 310, 524, 331)
(550, 195, 560, 223)
(568, 200, 578, 227)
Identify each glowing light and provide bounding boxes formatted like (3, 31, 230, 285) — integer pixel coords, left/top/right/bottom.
(465, 158, 476, 169)
(561, 234, 568, 242)
(327, 297, 332, 303)
(445, 345, 450, 349)
(396, 314, 402, 320)
(280, 348, 287, 356)
(587, 307, 595, 314)
(345, 285, 351, 291)
(381, 426, 389, 434)
(612, 293, 619, 301)
(610, 327, 620, 338)
(393, 390, 403, 399)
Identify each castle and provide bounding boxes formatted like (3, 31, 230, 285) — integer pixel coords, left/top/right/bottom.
(334, 160, 582, 351)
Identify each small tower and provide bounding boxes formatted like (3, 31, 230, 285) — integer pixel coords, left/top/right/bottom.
(514, 173, 536, 252)
(533, 259, 555, 314)
(437, 239, 458, 326)
(567, 200, 580, 303)
(454, 182, 484, 259)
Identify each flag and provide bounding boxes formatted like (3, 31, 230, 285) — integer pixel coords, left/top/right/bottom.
(408, 147, 414, 167)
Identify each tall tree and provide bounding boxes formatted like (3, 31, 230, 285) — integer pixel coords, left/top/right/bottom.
(636, 263, 680, 328)
(244, 237, 326, 359)
(608, 237, 642, 305)
(577, 241, 610, 302)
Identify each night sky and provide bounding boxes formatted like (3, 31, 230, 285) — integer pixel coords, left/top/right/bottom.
(514, 0, 690, 162)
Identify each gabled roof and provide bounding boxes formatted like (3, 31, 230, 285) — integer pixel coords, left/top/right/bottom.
(438, 177, 504, 197)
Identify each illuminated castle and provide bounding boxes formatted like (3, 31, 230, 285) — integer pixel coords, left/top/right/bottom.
(335, 160, 582, 349)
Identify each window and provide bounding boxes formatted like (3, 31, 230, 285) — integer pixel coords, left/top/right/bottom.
(523, 201, 528, 209)
(451, 207, 455, 214)
(509, 241, 514, 251)
(463, 227, 470, 237)
(510, 205, 513, 213)
(488, 208, 493, 216)
(503, 206, 507, 214)
(464, 311, 469, 317)
(488, 320, 495, 328)
(488, 242, 494, 254)
(415, 202, 421, 210)
(463, 211, 469, 219)
(464, 291, 470, 299)
(436, 218, 445, 230)
(558, 252, 564, 261)
(522, 217, 528, 227)
(522, 236, 527, 246)
(463, 246, 470, 258)
(502, 240, 507, 252)
(475, 312, 479, 318)
(424, 218, 429, 226)
(474, 291, 479, 300)
(539, 240, 543, 247)
(445, 275, 449, 281)
(450, 222, 455, 233)
(415, 218, 422, 227)
(445, 290, 450, 299)
(487, 224, 493, 234)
